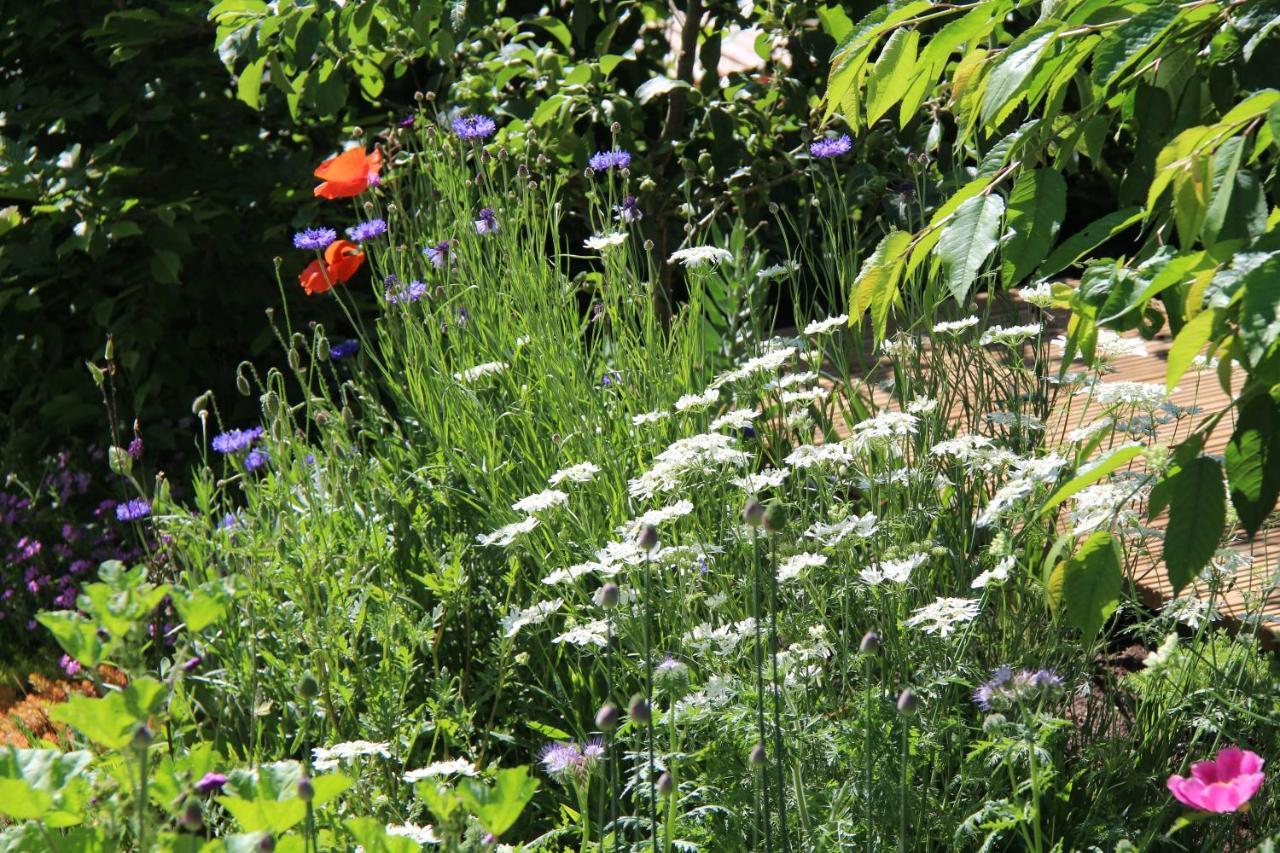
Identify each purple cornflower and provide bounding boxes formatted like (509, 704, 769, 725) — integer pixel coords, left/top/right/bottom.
(181, 655, 202, 673)
(211, 427, 263, 454)
(809, 134, 853, 159)
(293, 227, 337, 251)
(346, 219, 387, 243)
(588, 149, 631, 172)
(475, 207, 498, 235)
(407, 280, 427, 301)
(424, 241, 451, 269)
(195, 772, 227, 795)
(452, 114, 497, 141)
(330, 339, 360, 360)
(243, 448, 269, 473)
(127, 437, 144, 459)
(59, 654, 82, 677)
(115, 498, 151, 522)
(616, 195, 643, 223)
(399, 113, 417, 128)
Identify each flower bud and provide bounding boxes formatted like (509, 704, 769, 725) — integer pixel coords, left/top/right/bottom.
(297, 776, 314, 802)
(897, 688, 918, 716)
(742, 498, 764, 527)
(656, 772, 674, 797)
(749, 743, 766, 767)
(180, 797, 203, 832)
(762, 500, 787, 533)
(595, 583, 620, 609)
(637, 524, 659, 552)
(298, 672, 320, 700)
(596, 703, 620, 731)
(257, 834, 276, 853)
(859, 631, 881, 655)
(132, 724, 154, 751)
(629, 694, 651, 725)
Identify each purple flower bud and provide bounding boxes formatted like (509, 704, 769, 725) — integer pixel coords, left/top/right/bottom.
(195, 772, 227, 795)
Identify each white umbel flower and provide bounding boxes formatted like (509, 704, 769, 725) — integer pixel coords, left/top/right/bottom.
(785, 443, 853, 469)
(476, 515, 540, 547)
(778, 552, 827, 582)
(803, 314, 849, 336)
(669, 245, 733, 267)
(404, 759, 478, 782)
(972, 555, 1015, 588)
(500, 598, 562, 638)
(553, 619, 611, 648)
(549, 462, 601, 485)
(585, 232, 628, 250)
(804, 513, 877, 546)
(932, 316, 980, 335)
(512, 489, 569, 514)
(675, 388, 720, 412)
(979, 324, 1041, 346)
(710, 408, 759, 431)
(905, 597, 981, 637)
(454, 361, 509, 383)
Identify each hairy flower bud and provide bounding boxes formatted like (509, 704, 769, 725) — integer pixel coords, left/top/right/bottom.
(629, 694, 651, 725)
(859, 631, 881, 655)
(596, 703, 619, 731)
(897, 688, 918, 716)
(637, 524, 659, 552)
(749, 743, 766, 767)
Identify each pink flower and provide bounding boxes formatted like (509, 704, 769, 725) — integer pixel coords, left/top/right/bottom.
(1167, 746, 1265, 813)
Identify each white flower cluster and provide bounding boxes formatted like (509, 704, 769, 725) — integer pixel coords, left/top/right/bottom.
(403, 758, 478, 782)
(500, 598, 562, 638)
(549, 461, 600, 485)
(804, 512, 878, 546)
(511, 489, 568, 514)
(905, 597, 981, 637)
(454, 361, 509, 383)
(669, 245, 733, 267)
(628, 432, 751, 499)
(476, 515, 540, 547)
(313, 741, 391, 771)
(777, 552, 827, 582)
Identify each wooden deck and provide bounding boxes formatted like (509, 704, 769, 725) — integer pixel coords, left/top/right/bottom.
(828, 311, 1280, 640)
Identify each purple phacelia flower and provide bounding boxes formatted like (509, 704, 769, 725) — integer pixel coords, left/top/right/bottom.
(589, 149, 631, 172)
(346, 219, 387, 243)
(475, 207, 498, 235)
(211, 427, 263, 454)
(330, 339, 360, 360)
(809, 134, 852, 159)
(974, 665, 1062, 712)
(452, 114, 496, 141)
(293, 227, 337, 251)
(116, 498, 151, 522)
(181, 655, 202, 673)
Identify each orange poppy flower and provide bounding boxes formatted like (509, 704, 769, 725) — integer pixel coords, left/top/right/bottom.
(313, 146, 383, 200)
(298, 240, 365, 295)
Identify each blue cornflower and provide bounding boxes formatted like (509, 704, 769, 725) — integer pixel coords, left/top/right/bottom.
(424, 241, 451, 269)
(475, 207, 498, 235)
(115, 498, 151, 522)
(211, 427, 263, 454)
(616, 195, 642, 223)
(330, 339, 360, 360)
(589, 149, 631, 172)
(244, 448, 269, 473)
(809, 134, 853, 159)
(452, 114, 496, 140)
(346, 219, 387, 243)
(293, 227, 337, 251)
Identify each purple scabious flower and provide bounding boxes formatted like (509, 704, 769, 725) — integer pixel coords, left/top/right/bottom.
(346, 219, 387, 243)
(399, 113, 417, 128)
(452, 114, 496, 141)
(424, 241, 451, 269)
(475, 207, 498, 235)
(243, 448, 269, 473)
(195, 772, 227, 795)
(589, 149, 631, 172)
(211, 427, 263, 454)
(616, 195, 643, 223)
(293, 227, 337, 251)
(809, 134, 852, 159)
(330, 339, 360, 360)
(115, 498, 151, 522)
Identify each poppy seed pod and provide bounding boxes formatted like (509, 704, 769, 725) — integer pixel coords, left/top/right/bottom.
(132, 724, 153, 751)
(180, 798, 203, 832)
(596, 703, 620, 731)
(298, 672, 320, 700)
(629, 694, 651, 725)
(897, 688, 919, 716)
(749, 743, 767, 767)
(743, 498, 765, 527)
(297, 776, 314, 802)
(257, 834, 276, 853)
(657, 772, 674, 797)
(595, 582, 620, 609)
(638, 524, 659, 552)
(859, 631, 881, 655)
(762, 500, 787, 533)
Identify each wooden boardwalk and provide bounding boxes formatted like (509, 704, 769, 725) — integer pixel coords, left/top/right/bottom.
(828, 310, 1280, 640)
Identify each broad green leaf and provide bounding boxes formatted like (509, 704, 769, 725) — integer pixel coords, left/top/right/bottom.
(170, 581, 231, 632)
(0, 206, 20, 238)
(1039, 207, 1143, 278)
(635, 77, 689, 105)
(457, 766, 539, 838)
(1060, 531, 1122, 642)
(824, 1, 932, 123)
(865, 28, 919, 126)
(1147, 127, 1215, 211)
(1225, 394, 1280, 538)
(0, 780, 52, 820)
(1090, 3, 1181, 91)
(1163, 456, 1225, 594)
(1240, 253, 1280, 367)
(906, 178, 987, 278)
(1165, 308, 1218, 392)
(48, 677, 166, 749)
(936, 193, 1004, 304)
(852, 230, 911, 341)
(1201, 136, 1245, 245)
(236, 57, 266, 110)
(218, 796, 308, 834)
(345, 817, 420, 853)
(35, 611, 106, 666)
(1002, 169, 1066, 287)
(1040, 444, 1144, 516)
(529, 16, 571, 49)
(980, 29, 1054, 125)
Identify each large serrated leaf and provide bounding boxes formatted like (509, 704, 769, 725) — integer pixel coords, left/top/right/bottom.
(1002, 169, 1066, 287)
(852, 230, 911, 341)
(1163, 456, 1225, 594)
(981, 29, 1055, 125)
(865, 28, 919, 126)
(1090, 3, 1181, 91)
(1225, 394, 1280, 538)
(1239, 253, 1280, 367)
(1060, 531, 1122, 642)
(1165, 308, 1218, 393)
(936, 193, 1004, 304)
(1039, 207, 1143, 279)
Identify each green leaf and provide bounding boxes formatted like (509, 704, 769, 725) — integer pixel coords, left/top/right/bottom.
(980, 29, 1054, 125)
(1239, 253, 1280, 367)
(1040, 445, 1145, 516)
(1060, 531, 1123, 641)
(529, 16, 572, 49)
(1039, 207, 1143, 279)
(218, 796, 308, 834)
(936, 192, 1004, 304)
(170, 581, 231, 632)
(236, 57, 266, 110)
(1165, 308, 1218, 392)
(48, 677, 166, 749)
(1201, 136, 1245, 246)
(865, 28, 919, 126)
(1002, 169, 1066, 287)
(1163, 456, 1225, 594)
(457, 767, 539, 838)
(1225, 394, 1280, 538)
(344, 817, 419, 853)
(635, 77, 689, 105)
(0, 780, 52, 820)
(0, 206, 21, 238)
(1090, 3, 1181, 91)
(36, 611, 107, 666)
(852, 229, 911, 340)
